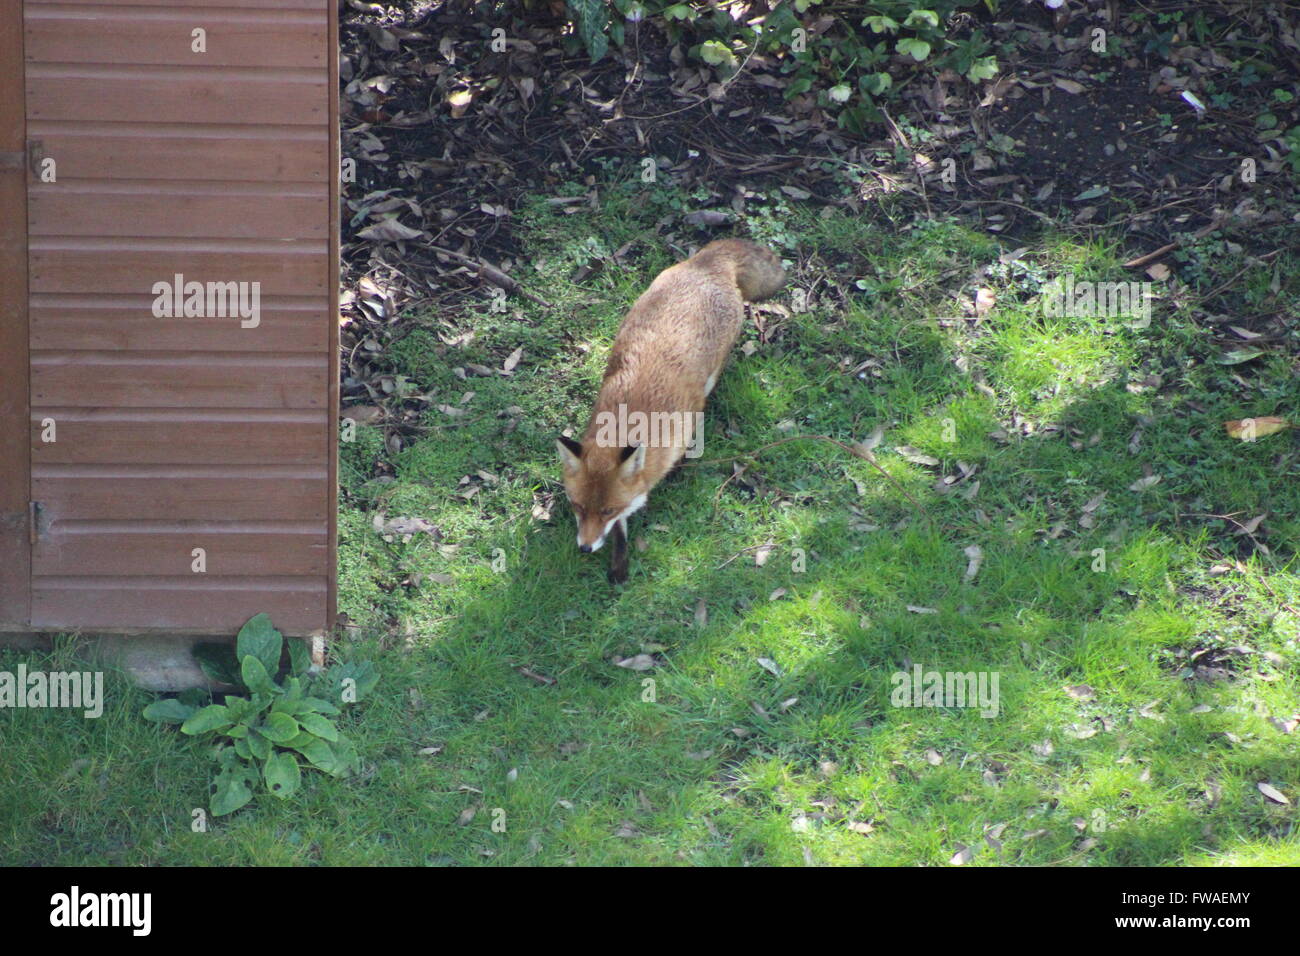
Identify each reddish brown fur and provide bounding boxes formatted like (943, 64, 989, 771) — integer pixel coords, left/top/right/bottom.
(558, 239, 785, 582)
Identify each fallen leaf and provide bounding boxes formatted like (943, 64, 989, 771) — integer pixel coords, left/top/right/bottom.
(896, 446, 940, 467)
(1224, 416, 1290, 440)
(1257, 781, 1290, 805)
(949, 844, 976, 865)
(1053, 77, 1087, 94)
(614, 654, 658, 671)
(357, 218, 424, 242)
(1216, 347, 1266, 365)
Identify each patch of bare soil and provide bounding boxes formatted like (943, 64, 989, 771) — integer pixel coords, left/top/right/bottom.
(337, 1, 1300, 406)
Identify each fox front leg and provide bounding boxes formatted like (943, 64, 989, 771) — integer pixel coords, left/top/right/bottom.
(608, 517, 629, 584)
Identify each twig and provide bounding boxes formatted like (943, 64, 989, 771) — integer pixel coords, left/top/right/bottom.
(429, 245, 552, 308)
(1123, 217, 1223, 270)
(715, 543, 771, 571)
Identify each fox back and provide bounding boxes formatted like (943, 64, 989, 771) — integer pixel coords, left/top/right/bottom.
(557, 239, 785, 581)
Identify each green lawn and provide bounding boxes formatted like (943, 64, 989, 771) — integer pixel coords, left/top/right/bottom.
(3, 178, 1297, 865)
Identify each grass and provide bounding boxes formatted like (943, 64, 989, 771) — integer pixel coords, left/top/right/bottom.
(2, 175, 1298, 865)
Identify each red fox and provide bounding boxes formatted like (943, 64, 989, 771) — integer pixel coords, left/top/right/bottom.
(557, 239, 786, 583)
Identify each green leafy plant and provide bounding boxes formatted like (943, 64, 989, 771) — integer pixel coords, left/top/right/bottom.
(554, 1, 997, 129)
(142, 614, 378, 816)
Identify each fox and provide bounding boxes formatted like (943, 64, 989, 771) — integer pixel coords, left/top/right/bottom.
(557, 238, 786, 583)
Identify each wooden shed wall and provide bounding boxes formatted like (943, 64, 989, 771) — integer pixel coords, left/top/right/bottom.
(6, 0, 338, 636)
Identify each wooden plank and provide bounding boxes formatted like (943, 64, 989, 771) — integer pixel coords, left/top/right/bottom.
(35, 530, 328, 576)
(27, 70, 328, 125)
(30, 246, 329, 295)
(32, 357, 327, 408)
(0, 1, 30, 628)
(26, 124, 327, 182)
(29, 186, 326, 239)
(30, 298, 327, 352)
(32, 578, 327, 636)
(19, 0, 337, 637)
(32, 420, 324, 464)
(33, 476, 328, 521)
(25, 9, 327, 69)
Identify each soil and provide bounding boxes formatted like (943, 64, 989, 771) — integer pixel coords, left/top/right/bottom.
(336, 0, 1300, 399)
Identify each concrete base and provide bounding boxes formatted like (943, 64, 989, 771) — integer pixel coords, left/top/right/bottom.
(0, 632, 230, 692)
(90, 634, 228, 692)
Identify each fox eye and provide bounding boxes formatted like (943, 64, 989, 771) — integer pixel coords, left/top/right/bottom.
(572, 504, 585, 517)
(599, 508, 615, 517)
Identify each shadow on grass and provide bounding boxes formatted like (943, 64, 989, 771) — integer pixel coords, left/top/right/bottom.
(356, 364, 1297, 865)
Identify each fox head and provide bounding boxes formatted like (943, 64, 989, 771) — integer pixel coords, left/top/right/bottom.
(556, 436, 649, 552)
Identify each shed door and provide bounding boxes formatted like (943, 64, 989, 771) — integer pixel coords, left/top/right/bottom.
(13, 0, 338, 636)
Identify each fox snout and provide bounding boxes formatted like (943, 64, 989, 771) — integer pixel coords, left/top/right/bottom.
(576, 522, 607, 552)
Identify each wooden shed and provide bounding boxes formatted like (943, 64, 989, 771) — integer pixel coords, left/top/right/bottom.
(0, 0, 339, 638)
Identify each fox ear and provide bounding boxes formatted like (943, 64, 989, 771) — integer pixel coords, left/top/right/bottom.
(556, 435, 583, 474)
(619, 443, 647, 476)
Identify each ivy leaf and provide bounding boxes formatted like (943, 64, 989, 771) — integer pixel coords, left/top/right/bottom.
(967, 56, 998, 82)
(860, 72, 892, 95)
(700, 40, 737, 69)
(896, 38, 931, 61)
(863, 15, 899, 33)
